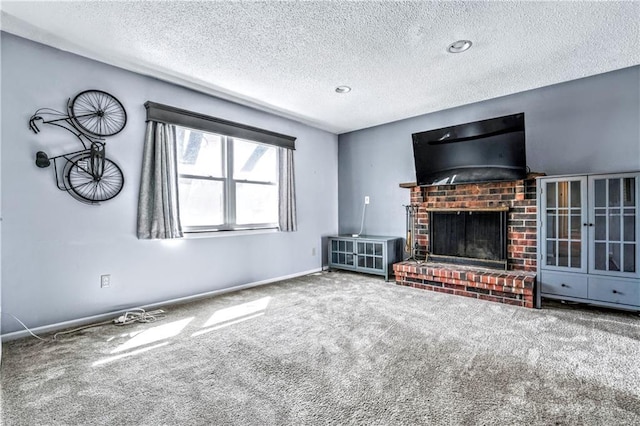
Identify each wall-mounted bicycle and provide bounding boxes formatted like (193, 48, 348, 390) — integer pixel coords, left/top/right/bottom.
(30, 90, 127, 204)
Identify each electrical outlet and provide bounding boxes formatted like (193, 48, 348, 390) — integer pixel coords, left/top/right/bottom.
(312, 247, 317, 256)
(100, 274, 111, 288)
(364, 196, 370, 204)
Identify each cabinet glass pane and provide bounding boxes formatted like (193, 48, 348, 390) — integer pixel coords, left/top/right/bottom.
(375, 258, 383, 270)
(332, 253, 338, 263)
(609, 243, 621, 271)
(339, 241, 345, 251)
(558, 182, 569, 208)
(374, 244, 383, 256)
(366, 257, 374, 268)
(546, 182, 556, 208)
(546, 214, 556, 238)
(624, 214, 635, 242)
(624, 244, 635, 272)
(570, 242, 581, 268)
(346, 254, 354, 265)
(366, 243, 373, 255)
(331, 240, 337, 251)
(339, 253, 345, 264)
(558, 241, 569, 267)
(570, 215, 581, 238)
(609, 179, 621, 207)
(570, 181, 581, 207)
(595, 242, 607, 270)
(558, 212, 569, 239)
(595, 215, 606, 241)
(594, 179, 606, 207)
(346, 241, 353, 252)
(357, 242, 365, 254)
(609, 214, 621, 241)
(546, 241, 556, 266)
(623, 178, 635, 207)
(358, 256, 365, 267)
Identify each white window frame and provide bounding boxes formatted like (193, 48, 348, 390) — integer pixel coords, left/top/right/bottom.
(177, 128, 278, 233)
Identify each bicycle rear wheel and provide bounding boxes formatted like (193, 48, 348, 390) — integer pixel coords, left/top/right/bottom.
(70, 90, 127, 137)
(64, 153, 124, 203)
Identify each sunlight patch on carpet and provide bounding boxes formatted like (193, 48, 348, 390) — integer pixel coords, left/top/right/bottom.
(111, 317, 194, 354)
(202, 296, 271, 328)
(192, 312, 265, 337)
(92, 342, 170, 367)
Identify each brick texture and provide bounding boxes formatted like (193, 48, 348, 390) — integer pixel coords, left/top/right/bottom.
(398, 178, 538, 308)
(393, 261, 536, 308)
(411, 178, 537, 272)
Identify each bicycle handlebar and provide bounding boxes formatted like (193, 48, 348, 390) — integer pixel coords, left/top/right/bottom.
(29, 116, 42, 134)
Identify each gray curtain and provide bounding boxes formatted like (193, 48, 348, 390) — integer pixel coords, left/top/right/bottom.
(278, 147, 297, 232)
(137, 121, 183, 239)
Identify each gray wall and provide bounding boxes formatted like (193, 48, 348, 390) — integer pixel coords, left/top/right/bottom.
(338, 66, 640, 237)
(1, 33, 338, 335)
(0, 37, 3, 357)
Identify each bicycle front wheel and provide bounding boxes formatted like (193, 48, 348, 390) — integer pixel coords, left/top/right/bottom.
(64, 153, 124, 203)
(70, 90, 127, 137)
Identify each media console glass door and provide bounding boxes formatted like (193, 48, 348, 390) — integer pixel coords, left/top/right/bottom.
(541, 177, 588, 273)
(331, 239, 355, 268)
(589, 175, 638, 277)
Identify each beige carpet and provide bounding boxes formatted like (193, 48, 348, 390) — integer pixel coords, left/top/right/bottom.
(1, 271, 639, 425)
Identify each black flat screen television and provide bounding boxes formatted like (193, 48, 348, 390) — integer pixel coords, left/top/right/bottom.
(412, 113, 527, 186)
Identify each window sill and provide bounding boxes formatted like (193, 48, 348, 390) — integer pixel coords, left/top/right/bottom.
(183, 228, 279, 239)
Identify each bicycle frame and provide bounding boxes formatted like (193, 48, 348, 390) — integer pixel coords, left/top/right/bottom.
(46, 143, 106, 192)
(30, 90, 126, 204)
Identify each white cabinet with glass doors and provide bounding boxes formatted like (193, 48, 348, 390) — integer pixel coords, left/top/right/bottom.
(537, 172, 640, 310)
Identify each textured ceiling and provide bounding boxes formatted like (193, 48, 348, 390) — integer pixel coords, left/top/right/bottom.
(2, 1, 639, 134)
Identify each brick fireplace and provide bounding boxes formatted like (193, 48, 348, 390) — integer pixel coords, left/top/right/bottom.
(393, 176, 539, 307)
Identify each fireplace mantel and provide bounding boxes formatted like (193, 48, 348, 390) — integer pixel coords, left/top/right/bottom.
(423, 206, 510, 212)
(398, 173, 545, 189)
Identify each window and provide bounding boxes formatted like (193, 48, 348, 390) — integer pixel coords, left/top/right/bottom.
(138, 101, 296, 239)
(176, 127, 278, 231)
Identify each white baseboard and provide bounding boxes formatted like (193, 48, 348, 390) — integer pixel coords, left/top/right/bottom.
(1, 268, 322, 342)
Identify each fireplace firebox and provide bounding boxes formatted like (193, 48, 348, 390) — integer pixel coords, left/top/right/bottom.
(428, 209, 508, 269)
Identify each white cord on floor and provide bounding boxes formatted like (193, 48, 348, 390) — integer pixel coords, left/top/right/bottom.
(1, 312, 48, 341)
(52, 320, 114, 340)
(112, 309, 165, 326)
(2, 308, 167, 342)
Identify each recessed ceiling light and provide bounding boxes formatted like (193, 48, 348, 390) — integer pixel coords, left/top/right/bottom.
(447, 40, 472, 53)
(335, 86, 351, 94)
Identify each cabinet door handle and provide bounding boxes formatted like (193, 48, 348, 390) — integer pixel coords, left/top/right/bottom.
(612, 289, 619, 294)
(561, 283, 567, 287)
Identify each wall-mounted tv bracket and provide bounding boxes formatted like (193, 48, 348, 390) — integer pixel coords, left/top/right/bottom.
(29, 90, 127, 204)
